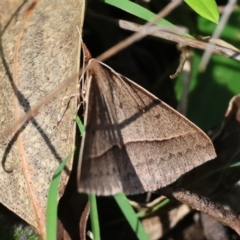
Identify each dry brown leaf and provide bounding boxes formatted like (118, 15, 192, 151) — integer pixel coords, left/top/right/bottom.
(0, 0, 85, 238)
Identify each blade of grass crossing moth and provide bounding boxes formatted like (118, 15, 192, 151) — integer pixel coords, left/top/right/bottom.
(46, 152, 74, 240)
(77, 115, 100, 239)
(89, 194, 101, 240)
(114, 193, 150, 240)
(76, 114, 85, 136)
(77, 115, 101, 239)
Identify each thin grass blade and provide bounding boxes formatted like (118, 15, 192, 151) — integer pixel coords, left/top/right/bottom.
(114, 193, 150, 240)
(46, 152, 73, 240)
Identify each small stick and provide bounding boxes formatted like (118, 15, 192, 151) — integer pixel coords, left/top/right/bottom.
(162, 187, 240, 235)
(119, 20, 240, 61)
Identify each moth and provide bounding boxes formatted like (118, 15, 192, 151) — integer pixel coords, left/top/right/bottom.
(77, 45, 216, 196)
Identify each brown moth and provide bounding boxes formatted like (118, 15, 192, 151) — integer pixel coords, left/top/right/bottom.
(77, 46, 216, 196)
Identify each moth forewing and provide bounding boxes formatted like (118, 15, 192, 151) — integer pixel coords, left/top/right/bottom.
(77, 56, 216, 196)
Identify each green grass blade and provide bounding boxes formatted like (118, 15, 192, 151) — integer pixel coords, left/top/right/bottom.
(230, 161, 240, 168)
(76, 116, 101, 239)
(137, 198, 170, 218)
(75, 114, 85, 135)
(104, 0, 174, 27)
(184, 0, 219, 23)
(114, 193, 150, 240)
(136, 160, 240, 218)
(104, 0, 192, 38)
(136, 160, 240, 219)
(89, 194, 101, 240)
(46, 152, 73, 240)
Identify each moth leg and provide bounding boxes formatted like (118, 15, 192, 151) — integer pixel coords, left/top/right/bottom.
(57, 93, 80, 124)
(57, 66, 87, 124)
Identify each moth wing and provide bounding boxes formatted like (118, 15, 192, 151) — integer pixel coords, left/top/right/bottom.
(78, 60, 216, 195)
